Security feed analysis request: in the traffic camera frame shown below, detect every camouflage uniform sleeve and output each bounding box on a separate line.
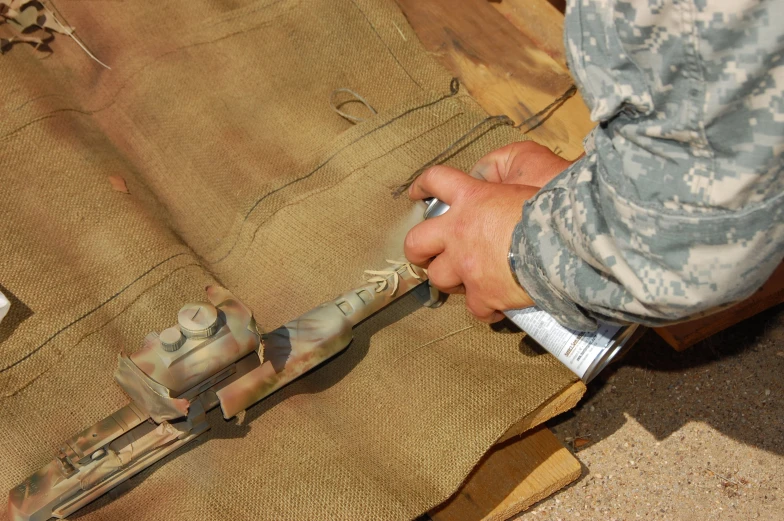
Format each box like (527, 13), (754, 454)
(509, 0), (784, 330)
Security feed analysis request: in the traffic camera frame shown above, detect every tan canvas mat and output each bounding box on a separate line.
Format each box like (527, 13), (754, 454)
(0, 1), (577, 518)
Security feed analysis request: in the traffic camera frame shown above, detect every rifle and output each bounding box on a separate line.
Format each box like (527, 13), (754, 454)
(8, 263), (433, 521)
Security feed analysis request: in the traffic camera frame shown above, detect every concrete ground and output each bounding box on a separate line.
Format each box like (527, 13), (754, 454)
(526, 304), (784, 520)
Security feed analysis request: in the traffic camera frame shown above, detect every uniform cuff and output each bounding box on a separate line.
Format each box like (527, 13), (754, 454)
(509, 205), (599, 332)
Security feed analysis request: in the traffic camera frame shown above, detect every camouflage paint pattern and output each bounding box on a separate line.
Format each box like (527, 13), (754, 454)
(113, 354), (191, 423)
(217, 262), (426, 418)
(126, 285), (261, 396)
(113, 285), (262, 423)
(9, 265), (427, 520)
(511, 0), (784, 331)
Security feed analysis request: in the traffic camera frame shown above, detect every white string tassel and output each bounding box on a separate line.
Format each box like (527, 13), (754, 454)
(364, 259), (424, 296)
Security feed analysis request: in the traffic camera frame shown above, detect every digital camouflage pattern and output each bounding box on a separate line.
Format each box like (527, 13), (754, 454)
(511, 0), (784, 330)
(8, 264), (428, 521)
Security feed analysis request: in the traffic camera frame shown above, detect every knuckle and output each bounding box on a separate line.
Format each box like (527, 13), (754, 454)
(452, 216), (469, 241)
(460, 251), (479, 274)
(457, 181), (482, 202)
(422, 165), (446, 184)
(428, 261), (455, 289)
(465, 301), (480, 318)
(464, 294), (485, 318)
(428, 272), (448, 290)
(403, 229), (419, 254)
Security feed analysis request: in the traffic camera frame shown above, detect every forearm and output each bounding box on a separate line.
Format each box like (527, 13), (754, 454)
(511, 150), (783, 330)
(507, 0), (784, 330)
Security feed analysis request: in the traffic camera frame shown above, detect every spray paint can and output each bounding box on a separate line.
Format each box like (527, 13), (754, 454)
(422, 198), (637, 382)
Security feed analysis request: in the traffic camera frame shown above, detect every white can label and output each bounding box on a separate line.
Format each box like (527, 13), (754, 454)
(506, 308), (621, 381)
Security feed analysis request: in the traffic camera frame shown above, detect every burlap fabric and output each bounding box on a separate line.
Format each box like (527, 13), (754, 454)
(0, 1), (576, 519)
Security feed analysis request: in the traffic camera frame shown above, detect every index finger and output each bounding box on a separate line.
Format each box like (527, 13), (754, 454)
(408, 165), (475, 204)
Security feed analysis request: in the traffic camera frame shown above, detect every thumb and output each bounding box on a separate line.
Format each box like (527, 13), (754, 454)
(469, 141), (574, 188)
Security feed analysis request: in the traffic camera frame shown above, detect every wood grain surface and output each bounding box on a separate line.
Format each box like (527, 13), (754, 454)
(396, 0), (593, 160)
(430, 426), (582, 521)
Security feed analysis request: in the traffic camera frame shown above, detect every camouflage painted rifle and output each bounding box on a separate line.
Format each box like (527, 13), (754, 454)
(8, 263), (434, 521)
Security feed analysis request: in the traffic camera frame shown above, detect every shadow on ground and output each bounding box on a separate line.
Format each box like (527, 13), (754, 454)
(548, 303), (784, 456)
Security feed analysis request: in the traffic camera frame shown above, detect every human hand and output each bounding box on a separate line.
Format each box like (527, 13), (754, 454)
(404, 166), (536, 322)
(404, 141), (575, 323)
(468, 140), (576, 188)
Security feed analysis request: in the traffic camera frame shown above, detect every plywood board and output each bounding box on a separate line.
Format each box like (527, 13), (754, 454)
(490, 0), (569, 70)
(396, 0), (593, 160)
(429, 426), (582, 521)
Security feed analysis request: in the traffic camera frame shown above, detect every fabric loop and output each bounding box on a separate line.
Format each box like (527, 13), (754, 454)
(329, 88), (378, 123)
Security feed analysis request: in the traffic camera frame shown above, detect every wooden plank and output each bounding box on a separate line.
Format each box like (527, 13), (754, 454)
(654, 262), (784, 350)
(490, 0), (569, 70)
(396, 0), (593, 160)
(434, 377), (584, 521)
(429, 426), (582, 521)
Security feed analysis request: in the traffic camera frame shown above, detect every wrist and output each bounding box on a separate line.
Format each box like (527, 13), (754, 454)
(506, 219), (535, 308)
(507, 247), (523, 289)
